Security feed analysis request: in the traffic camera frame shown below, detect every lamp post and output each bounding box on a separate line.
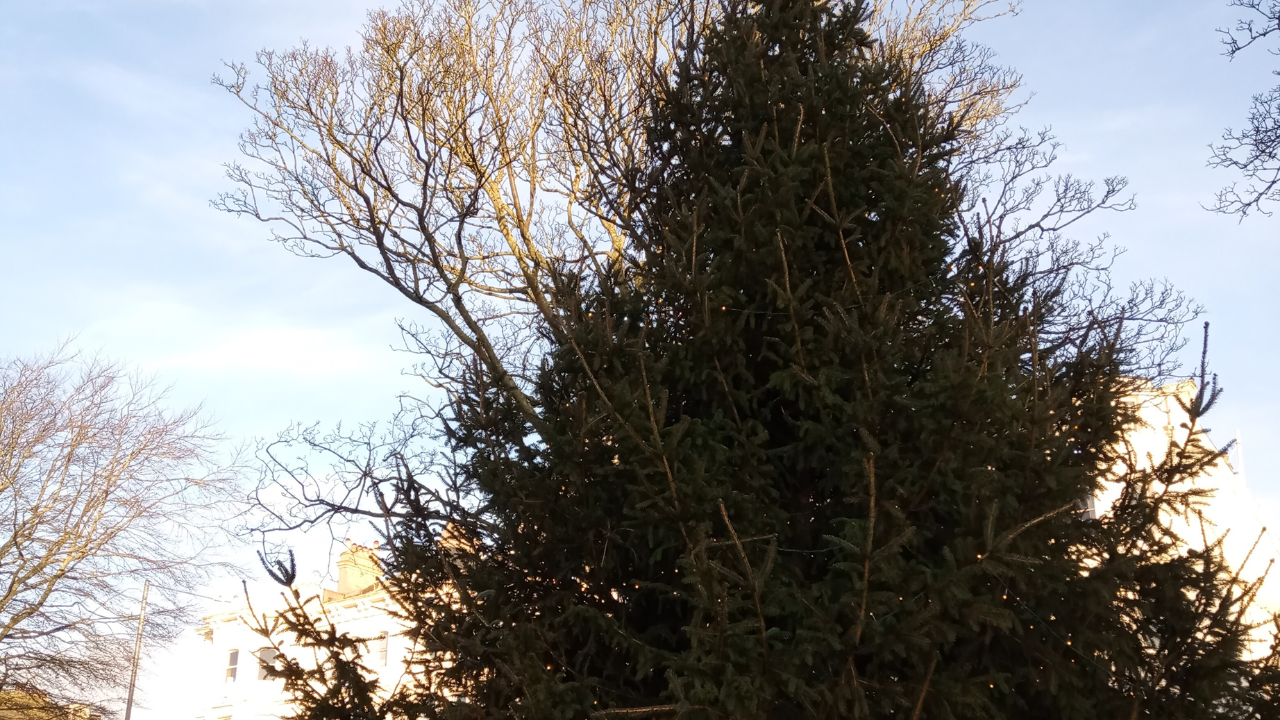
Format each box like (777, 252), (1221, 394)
(123, 580), (149, 720)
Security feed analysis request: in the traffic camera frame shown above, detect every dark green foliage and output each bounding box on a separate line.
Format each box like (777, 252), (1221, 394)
(258, 1), (1280, 718)
(245, 576), (389, 720)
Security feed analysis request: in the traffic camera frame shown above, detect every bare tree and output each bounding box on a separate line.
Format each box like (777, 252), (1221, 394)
(214, 0), (696, 433)
(214, 0), (1029, 434)
(1213, 0), (1280, 216)
(0, 348), (236, 713)
(870, 0), (1023, 152)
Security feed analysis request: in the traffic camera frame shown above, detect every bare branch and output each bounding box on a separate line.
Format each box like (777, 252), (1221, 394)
(0, 346), (238, 708)
(1212, 1), (1280, 216)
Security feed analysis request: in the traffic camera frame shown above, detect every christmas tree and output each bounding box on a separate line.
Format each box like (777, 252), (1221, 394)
(254, 1), (1280, 717)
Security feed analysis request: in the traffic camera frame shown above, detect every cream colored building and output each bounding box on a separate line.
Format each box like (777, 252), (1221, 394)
(192, 542), (412, 720)
(1098, 381), (1280, 655)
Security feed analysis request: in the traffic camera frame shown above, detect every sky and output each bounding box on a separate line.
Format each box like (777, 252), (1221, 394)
(965, 1), (1280, 480)
(1, 0), (1278, 717)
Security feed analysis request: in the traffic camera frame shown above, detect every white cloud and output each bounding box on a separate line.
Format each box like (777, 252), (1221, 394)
(150, 323), (393, 380)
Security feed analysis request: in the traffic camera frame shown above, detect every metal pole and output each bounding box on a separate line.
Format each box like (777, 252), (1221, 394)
(123, 580), (149, 720)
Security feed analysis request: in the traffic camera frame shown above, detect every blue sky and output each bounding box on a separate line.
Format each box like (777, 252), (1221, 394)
(2, 0), (1278, 716)
(0, 0), (403, 440)
(968, 0), (1280, 480)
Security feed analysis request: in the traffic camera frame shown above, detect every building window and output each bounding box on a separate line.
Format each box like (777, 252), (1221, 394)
(225, 649), (238, 683)
(375, 632), (389, 667)
(256, 648), (278, 680)
(1079, 495), (1097, 521)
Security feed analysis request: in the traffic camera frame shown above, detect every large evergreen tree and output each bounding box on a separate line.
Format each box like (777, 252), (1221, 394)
(249, 1), (1280, 718)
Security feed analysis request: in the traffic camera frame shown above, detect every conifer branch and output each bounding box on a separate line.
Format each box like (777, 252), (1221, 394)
(718, 498), (768, 655)
(824, 145), (863, 301)
(909, 652), (938, 720)
(774, 230), (810, 373)
(711, 357), (743, 427)
(592, 704), (681, 718)
(855, 456), (877, 645)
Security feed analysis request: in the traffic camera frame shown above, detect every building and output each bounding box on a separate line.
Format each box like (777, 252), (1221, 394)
(192, 542), (411, 720)
(1098, 380), (1280, 655)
